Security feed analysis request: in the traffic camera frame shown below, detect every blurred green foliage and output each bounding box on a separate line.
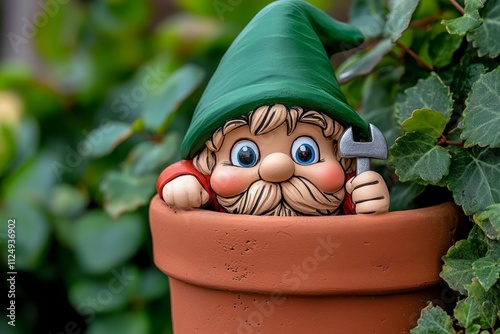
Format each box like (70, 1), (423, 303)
(1, 0), (499, 333)
(0, 1), (338, 333)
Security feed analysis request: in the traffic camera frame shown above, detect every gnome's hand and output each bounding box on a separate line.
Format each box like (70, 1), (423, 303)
(345, 171), (389, 214)
(162, 175), (209, 209)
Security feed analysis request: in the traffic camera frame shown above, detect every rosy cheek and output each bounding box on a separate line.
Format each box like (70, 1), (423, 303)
(210, 167), (254, 197)
(307, 163), (345, 193)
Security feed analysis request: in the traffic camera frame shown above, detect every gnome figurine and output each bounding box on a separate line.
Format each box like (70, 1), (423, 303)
(156, 0), (389, 216)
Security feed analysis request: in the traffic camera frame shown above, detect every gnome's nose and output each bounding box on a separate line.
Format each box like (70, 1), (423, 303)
(259, 153), (295, 183)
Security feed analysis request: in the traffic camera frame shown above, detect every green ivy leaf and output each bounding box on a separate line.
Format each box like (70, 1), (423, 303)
(360, 66), (404, 147)
(135, 268), (169, 302)
(474, 204), (500, 240)
(384, 0), (420, 42)
(428, 30), (463, 68)
(0, 124), (16, 175)
(466, 324), (482, 334)
(86, 311), (150, 334)
(447, 147), (500, 215)
(1, 202), (51, 271)
(2, 152), (58, 207)
(485, 236), (500, 268)
(454, 298), (481, 329)
(472, 256), (500, 291)
(69, 266), (140, 314)
(127, 133), (181, 177)
(460, 68), (500, 148)
(100, 169), (157, 219)
(478, 300), (498, 329)
(88, 122), (132, 158)
(337, 39), (393, 84)
(389, 132), (451, 184)
(410, 304), (455, 334)
(443, 0), (486, 36)
(395, 72), (453, 123)
(451, 61), (487, 104)
(441, 226), (488, 295)
(401, 108), (448, 138)
(389, 181), (426, 211)
(7, 117), (39, 175)
(48, 184), (89, 218)
(465, 279), (500, 327)
(341, 72), (366, 109)
(143, 64), (204, 131)
(349, 0), (386, 40)
(51, 216), (77, 248)
(468, 0), (500, 58)
(73, 211), (144, 274)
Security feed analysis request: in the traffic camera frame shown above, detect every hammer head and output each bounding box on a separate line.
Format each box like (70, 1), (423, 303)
(339, 123), (388, 160)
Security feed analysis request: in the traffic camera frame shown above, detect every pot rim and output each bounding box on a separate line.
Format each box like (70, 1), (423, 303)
(149, 196), (461, 296)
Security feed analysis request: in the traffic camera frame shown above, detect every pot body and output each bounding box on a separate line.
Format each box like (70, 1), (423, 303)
(149, 195), (462, 333)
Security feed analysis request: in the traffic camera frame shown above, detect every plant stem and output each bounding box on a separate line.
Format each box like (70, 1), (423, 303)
(438, 135), (447, 146)
(410, 12), (445, 28)
(395, 41), (434, 72)
(438, 134), (464, 147)
(446, 140), (464, 147)
(449, 0), (465, 14)
(145, 134), (163, 143)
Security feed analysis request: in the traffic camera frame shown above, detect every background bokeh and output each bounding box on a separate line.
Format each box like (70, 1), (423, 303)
(0, 1), (349, 333)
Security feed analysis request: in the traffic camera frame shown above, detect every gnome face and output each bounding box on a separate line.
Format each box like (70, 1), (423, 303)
(211, 122), (346, 216)
(193, 104), (354, 216)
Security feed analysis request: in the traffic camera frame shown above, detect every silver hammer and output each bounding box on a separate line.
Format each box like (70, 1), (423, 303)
(339, 123), (388, 175)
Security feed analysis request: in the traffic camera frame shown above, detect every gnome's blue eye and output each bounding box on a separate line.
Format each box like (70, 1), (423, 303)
(231, 140), (259, 168)
(291, 137), (319, 165)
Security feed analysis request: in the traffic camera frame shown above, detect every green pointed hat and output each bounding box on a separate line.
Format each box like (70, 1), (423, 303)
(182, 0), (368, 158)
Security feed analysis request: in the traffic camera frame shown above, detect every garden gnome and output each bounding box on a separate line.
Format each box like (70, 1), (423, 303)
(156, 0), (389, 216)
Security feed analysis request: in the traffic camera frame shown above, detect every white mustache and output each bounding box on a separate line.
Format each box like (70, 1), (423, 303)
(217, 176), (344, 216)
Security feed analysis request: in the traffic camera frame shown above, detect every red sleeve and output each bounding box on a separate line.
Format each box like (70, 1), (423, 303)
(156, 160), (219, 211)
(341, 172), (356, 215)
(156, 160), (207, 197)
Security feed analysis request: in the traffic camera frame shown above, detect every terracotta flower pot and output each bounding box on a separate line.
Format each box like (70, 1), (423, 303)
(149, 195), (463, 333)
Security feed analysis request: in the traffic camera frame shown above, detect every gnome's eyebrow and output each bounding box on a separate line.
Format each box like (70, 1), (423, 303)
(300, 113), (327, 129)
(222, 118), (248, 136)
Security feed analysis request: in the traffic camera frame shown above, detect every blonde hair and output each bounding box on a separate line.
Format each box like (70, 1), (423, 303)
(192, 104), (355, 175)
